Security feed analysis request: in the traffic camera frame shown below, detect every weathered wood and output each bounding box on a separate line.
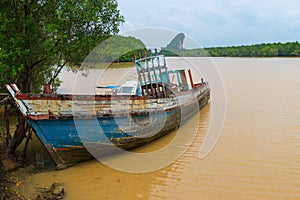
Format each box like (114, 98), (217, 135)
(5, 55), (211, 169)
(22, 127), (33, 158)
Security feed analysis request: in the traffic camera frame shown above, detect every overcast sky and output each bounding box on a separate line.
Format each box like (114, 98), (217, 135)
(118, 0), (300, 47)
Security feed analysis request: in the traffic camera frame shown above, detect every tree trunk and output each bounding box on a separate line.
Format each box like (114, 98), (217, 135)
(6, 114), (28, 154)
(22, 66), (33, 93)
(6, 66), (32, 155)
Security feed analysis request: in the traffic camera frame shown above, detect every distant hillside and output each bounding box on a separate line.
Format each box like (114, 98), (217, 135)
(84, 35), (147, 63)
(89, 34), (300, 63)
(160, 41), (300, 57)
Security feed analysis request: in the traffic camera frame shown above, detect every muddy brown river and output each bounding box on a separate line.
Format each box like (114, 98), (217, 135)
(15, 57), (300, 199)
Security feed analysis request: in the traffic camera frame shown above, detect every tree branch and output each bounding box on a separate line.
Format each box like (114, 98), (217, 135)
(48, 60), (67, 85)
(29, 39), (62, 70)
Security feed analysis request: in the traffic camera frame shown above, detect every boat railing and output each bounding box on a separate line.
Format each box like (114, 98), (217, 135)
(135, 55), (170, 97)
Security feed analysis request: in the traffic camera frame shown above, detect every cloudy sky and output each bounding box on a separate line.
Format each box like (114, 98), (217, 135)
(118, 0), (300, 47)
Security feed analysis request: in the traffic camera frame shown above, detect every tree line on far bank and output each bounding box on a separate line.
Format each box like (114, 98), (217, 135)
(161, 41), (300, 57)
(93, 40), (300, 62)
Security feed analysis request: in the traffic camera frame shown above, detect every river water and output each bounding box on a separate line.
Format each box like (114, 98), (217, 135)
(17, 57), (300, 199)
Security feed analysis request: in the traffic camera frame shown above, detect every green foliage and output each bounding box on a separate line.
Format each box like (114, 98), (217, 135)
(160, 49), (209, 57)
(0, 0), (124, 93)
(207, 42), (300, 57)
(83, 35), (146, 64)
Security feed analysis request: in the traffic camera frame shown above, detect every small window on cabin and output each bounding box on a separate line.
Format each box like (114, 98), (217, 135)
(119, 87), (134, 94)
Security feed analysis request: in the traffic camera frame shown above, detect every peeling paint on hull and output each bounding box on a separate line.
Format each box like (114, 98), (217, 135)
(6, 82), (210, 170)
(32, 89), (210, 169)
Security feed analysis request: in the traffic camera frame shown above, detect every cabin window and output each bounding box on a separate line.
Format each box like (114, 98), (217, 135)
(119, 87), (134, 94)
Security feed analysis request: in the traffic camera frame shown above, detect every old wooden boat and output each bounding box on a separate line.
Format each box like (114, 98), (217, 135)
(6, 55), (210, 169)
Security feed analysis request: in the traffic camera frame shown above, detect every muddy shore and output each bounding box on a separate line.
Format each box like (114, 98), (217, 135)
(0, 105), (63, 200)
(0, 153), (64, 200)
(0, 151), (25, 199)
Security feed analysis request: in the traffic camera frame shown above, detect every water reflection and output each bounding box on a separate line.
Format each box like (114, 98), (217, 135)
(149, 105), (211, 200)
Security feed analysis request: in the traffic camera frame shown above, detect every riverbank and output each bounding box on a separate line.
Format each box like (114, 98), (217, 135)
(0, 145), (64, 200)
(0, 104), (20, 199)
(0, 156), (64, 200)
(0, 149), (25, 199)
(0, 166), (16, 199)
(0, 104), (62, 200)
(0, 128), (32, 200)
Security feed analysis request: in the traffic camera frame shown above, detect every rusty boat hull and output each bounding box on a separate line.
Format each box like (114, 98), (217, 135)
(6, 84), (210, 169)
(6, 55), (210, 169)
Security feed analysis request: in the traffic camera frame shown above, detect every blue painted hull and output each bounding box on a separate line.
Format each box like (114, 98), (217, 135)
(5, 54), (212, 169)
(27, 89), (210, 169)
(29, 109), (180, 149)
